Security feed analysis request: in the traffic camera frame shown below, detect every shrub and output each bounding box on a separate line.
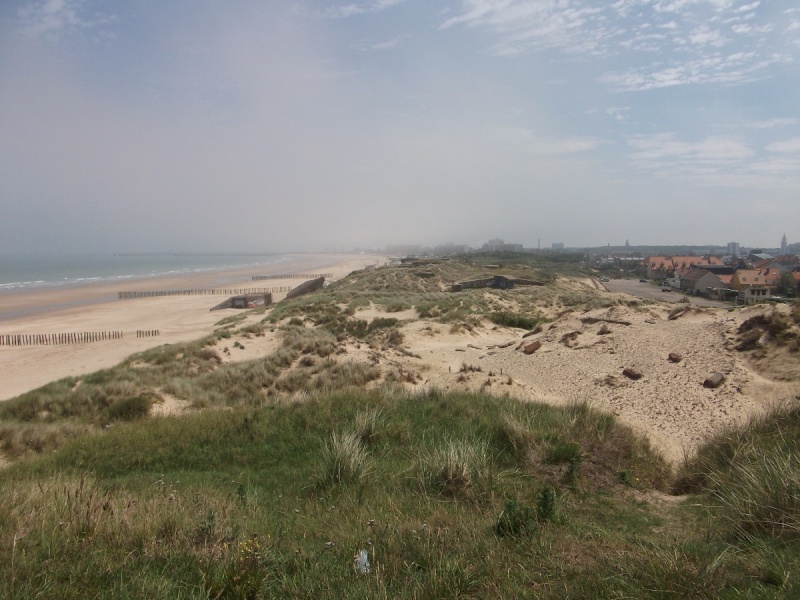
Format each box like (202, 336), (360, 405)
(368, 317), (399, 332)
(384, 300), (411, 312)
(490, 311), (539, 330)
(495, 498), (535, 537)
(107, 395), (154, 421)
(547, 441), (582, 464)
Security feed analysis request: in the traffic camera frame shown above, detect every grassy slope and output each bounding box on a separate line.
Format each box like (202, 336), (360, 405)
(1, 255), (799, 598)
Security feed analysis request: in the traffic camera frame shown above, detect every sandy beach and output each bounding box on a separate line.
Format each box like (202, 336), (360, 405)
(0, 253), (382, 401)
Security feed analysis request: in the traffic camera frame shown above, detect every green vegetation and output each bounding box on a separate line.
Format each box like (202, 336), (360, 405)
(489, 310), (541, 330)
(2, 390), (799, 598)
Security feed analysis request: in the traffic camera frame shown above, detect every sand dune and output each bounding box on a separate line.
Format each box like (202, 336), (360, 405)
(3, 261), (797, 464)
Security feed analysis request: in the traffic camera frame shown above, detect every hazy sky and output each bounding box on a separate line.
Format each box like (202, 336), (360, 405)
(1, 0), (798, 253)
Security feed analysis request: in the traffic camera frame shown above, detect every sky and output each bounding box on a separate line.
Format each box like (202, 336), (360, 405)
(1, 0), (798, 254)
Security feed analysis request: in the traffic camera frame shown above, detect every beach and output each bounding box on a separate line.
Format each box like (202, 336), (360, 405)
(0, 253), (382, 401)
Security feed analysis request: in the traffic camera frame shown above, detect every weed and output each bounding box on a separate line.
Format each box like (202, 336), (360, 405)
(536, 486), (558, 522)
(547, 441), (583, 464)
(495, 498), (536, 537)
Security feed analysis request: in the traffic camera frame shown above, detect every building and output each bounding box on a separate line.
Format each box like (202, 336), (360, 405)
(678, 268), (736, 297)
(482, 238), (524, 253)
(730, 268), (783, 304)
(727, 242), (740, 257)
(642, 256), (722, 280)
(432, 243), (471, 256)
(781, 234), (788, 254)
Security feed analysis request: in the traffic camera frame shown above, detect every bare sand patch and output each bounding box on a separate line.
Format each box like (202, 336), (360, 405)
(376, 303), (797, 463)
(151, 394), (191, 417)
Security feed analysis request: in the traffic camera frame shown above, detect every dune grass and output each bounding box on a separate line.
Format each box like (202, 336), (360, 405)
(1, 389), (674, 599)
(3, 389), (799, 598)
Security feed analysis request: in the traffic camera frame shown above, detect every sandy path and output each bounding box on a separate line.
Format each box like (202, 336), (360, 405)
(0, 254), (382, 401)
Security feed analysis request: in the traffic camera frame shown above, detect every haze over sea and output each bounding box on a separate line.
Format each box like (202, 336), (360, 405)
(0, 253), (288, 293)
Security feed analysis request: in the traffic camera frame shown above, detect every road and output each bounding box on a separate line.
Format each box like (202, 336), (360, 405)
(601, 279), (730, 308)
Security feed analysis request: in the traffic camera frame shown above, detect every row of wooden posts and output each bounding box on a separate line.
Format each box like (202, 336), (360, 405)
(0, 330), (165, 346)
(118, 288), (273, 299)
(251, 273), (331, 281)
(0, 331), (123, 346)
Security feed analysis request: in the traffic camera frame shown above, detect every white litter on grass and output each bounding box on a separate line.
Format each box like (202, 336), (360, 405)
(354, 549), (371, 575)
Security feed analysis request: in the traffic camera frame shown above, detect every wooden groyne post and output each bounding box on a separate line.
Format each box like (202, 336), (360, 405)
(251, 273), (332, 281)
(0, 331), (124, 346)
(118, 287), (274, 299)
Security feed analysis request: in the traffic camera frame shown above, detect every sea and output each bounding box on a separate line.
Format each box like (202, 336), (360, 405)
(0, 253), (289, 293)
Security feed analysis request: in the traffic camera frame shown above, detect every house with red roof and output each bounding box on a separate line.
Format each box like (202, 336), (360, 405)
(730, 268), (784, 304)
(642, 256), (722, 281)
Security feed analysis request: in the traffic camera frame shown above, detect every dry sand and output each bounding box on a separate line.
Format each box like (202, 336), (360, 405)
(382, 302), (797, 463)
(0, 253), (382, 401)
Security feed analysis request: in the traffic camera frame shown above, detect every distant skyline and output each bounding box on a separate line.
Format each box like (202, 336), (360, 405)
(1, 1), (799, 255)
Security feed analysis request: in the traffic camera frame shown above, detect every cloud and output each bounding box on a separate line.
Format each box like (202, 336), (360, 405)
(688, 25), (727, 47)
(600, 51), (787, 91)
(362, 35), (406, 50)
(744, 118), (799, 129)
(317, 0), (406, 19)
(16, 0), (113, 38)
(627, 133), (754, 167)
(492, 126), (608, 154)
(441, 1), (798, 90)
(766, 137), (800, 153)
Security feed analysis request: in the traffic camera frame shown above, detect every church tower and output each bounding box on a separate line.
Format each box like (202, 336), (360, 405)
(781, 233), (788, 254)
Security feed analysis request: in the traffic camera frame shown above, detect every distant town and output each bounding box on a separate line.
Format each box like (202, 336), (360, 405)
(376, 234), (800, 305)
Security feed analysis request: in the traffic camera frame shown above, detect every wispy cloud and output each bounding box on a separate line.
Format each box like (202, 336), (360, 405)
(363, 35), (406, 50)
(627, 133), (754, 172)
(600, 51), (788, 91)
(626, 131), (800, 188)
(744, 118), (799, 129)
(441, 1), (798, 90)
(766, 137), (800, 153)
(493, 126), (608, 155)
(317, 0), (406, 19)
(17, 0), (113, 38)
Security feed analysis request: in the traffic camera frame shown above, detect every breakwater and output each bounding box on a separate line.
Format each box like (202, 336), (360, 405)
(118, 288), (277, 299)
(1, 332), (123, 346)
(251, 273), (332, 281)
(136, 330), (160, 338)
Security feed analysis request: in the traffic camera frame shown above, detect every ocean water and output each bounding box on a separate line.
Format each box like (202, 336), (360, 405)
(0, 253), (288, 293)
